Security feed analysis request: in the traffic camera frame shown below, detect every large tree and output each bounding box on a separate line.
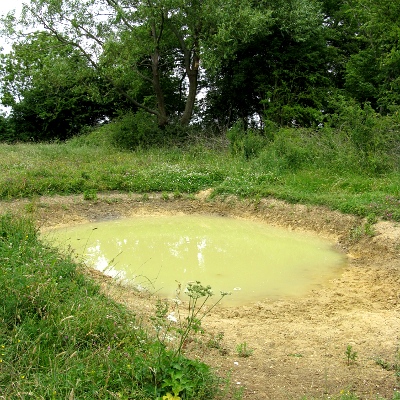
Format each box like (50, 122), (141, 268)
(204, 0), (331, 128)
(0, 32), (113, 140)
(3, 0), (269, 128)
(343, 0), (400, 112)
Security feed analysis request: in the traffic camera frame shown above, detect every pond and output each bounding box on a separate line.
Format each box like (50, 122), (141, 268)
(47, 214), (346, 306)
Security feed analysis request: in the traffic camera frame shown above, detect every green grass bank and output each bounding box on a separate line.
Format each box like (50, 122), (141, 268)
(0, 124), (399, 222)
(0, 213), (227, 399)
(1, 124), (400, 399)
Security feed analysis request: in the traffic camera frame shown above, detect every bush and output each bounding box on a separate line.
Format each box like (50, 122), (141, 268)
(67, 124), (115, 148)
(325, 98), (400, 166)
(227, 121), (267, 159)
(109, 110), (162, 150)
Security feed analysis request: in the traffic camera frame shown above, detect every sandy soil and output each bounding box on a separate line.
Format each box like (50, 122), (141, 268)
(1, 191), (400, 399)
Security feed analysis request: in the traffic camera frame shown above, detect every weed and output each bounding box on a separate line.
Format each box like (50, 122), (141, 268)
(151, 282), (230, 358)
(162, 192), (170, 201)
(349, 220), (376, 241)
(375, 346), (400, 387)
(206, 332), (228, 355)
(236, 342), (254, 358)
(83, 189), (97, 201)
(145, 281), (230, 399)
(173, 191), (183, 199)
(345, 345), (358, 366)
(24, 201), (37, 213)
(0, 138), (399, 222)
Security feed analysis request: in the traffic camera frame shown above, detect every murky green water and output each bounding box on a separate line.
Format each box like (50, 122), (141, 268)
(47, 215), (346, 306)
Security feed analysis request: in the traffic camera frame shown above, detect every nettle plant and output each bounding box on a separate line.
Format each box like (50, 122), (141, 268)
(150, 281), (230, 400)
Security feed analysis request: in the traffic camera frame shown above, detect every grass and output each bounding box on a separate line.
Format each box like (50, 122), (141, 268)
(0, 133), (399, 221)
(1, 125), (400, 399)
(0, 214), (225, 399)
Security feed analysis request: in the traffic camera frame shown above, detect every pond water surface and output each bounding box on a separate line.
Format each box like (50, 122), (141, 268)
(48, 214), (346, 306)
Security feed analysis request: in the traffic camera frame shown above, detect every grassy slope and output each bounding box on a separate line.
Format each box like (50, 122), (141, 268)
(0, 214), (221, 399)
(0, 133), (400, 400)
(0, 140), (399, 221)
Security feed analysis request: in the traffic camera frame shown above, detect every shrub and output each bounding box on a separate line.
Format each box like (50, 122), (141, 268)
(227, 121), (267, 159)
(109, 110), (162, 150)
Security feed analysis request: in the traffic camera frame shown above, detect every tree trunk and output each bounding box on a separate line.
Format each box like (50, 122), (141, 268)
(150, 18), (169, 128)
(151, 51), (169, 127)
(179, 51), (200, 126)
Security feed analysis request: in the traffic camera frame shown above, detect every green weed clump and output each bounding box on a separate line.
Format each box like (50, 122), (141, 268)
(0, 214), (222, 399)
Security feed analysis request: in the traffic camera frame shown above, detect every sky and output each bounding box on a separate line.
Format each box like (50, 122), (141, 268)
(0, 0), (24, 52)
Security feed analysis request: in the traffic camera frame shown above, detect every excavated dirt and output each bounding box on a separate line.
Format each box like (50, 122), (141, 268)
(1, 192), (400, 399)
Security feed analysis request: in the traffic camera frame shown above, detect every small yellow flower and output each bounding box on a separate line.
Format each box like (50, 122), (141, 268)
(0, 359), (3, 363)
(21, 375), (25, 379)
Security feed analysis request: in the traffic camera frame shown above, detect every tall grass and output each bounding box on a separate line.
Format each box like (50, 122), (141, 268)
(0, 119), (399, 222)
(0, 214), (221, 399)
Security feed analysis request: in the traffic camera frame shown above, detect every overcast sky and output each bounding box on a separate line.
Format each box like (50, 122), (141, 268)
(0, 0), (24, 52)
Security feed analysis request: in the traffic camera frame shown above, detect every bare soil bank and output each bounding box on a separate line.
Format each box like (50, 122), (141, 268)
(2, 192), (400, 400)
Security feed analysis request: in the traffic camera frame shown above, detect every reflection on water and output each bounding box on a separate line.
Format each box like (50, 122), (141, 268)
(46, 215), (346, 306)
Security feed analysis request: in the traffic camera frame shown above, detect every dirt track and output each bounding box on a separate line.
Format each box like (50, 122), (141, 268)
(2, 192), (400, 399)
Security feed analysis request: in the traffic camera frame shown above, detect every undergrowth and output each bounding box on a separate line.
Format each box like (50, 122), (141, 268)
(0, 125), (399, 222)
(0, 214), (225, 399)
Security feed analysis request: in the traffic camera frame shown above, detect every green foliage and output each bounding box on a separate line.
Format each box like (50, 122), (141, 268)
(236, 342), (253, 358)
(0, 33), (111, 142)
(67, 125), (115, 149)
(375, 345), (400, 390)
(345, 345), (358, 366)
(324, 97), (400, 173)
(0, 118), (400, 223)
(0, 214), (222, 399)
(227, 122), (267, 159)
(204, 0), (330, 128)
(206, 332), (227, 355)
(343, 0), (400, 112)
(109, 111), (162, 150)
(2, 0), (272, 131)
(83, 189), (98, 201)
(0, 114), (13, 142)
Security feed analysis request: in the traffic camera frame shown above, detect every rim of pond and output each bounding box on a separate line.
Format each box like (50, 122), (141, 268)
(46, 214), (347, 306)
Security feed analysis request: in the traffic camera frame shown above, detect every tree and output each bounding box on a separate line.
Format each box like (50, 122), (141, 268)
(3, 0), (270, 129)
(343, 0), (400, 112)
(204, 0), (331, 128)
(0, 32), (112, 140)
(0, 113), (13, 142)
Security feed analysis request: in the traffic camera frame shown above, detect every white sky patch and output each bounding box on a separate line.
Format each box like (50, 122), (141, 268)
(0, 0), (24, 52)
(168, 236), (190, 258)
(86, 242), (125, 279)
(197, 238), (207, 268)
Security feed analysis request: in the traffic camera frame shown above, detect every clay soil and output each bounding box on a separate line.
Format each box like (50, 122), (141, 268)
(2, 192), (400, 400)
